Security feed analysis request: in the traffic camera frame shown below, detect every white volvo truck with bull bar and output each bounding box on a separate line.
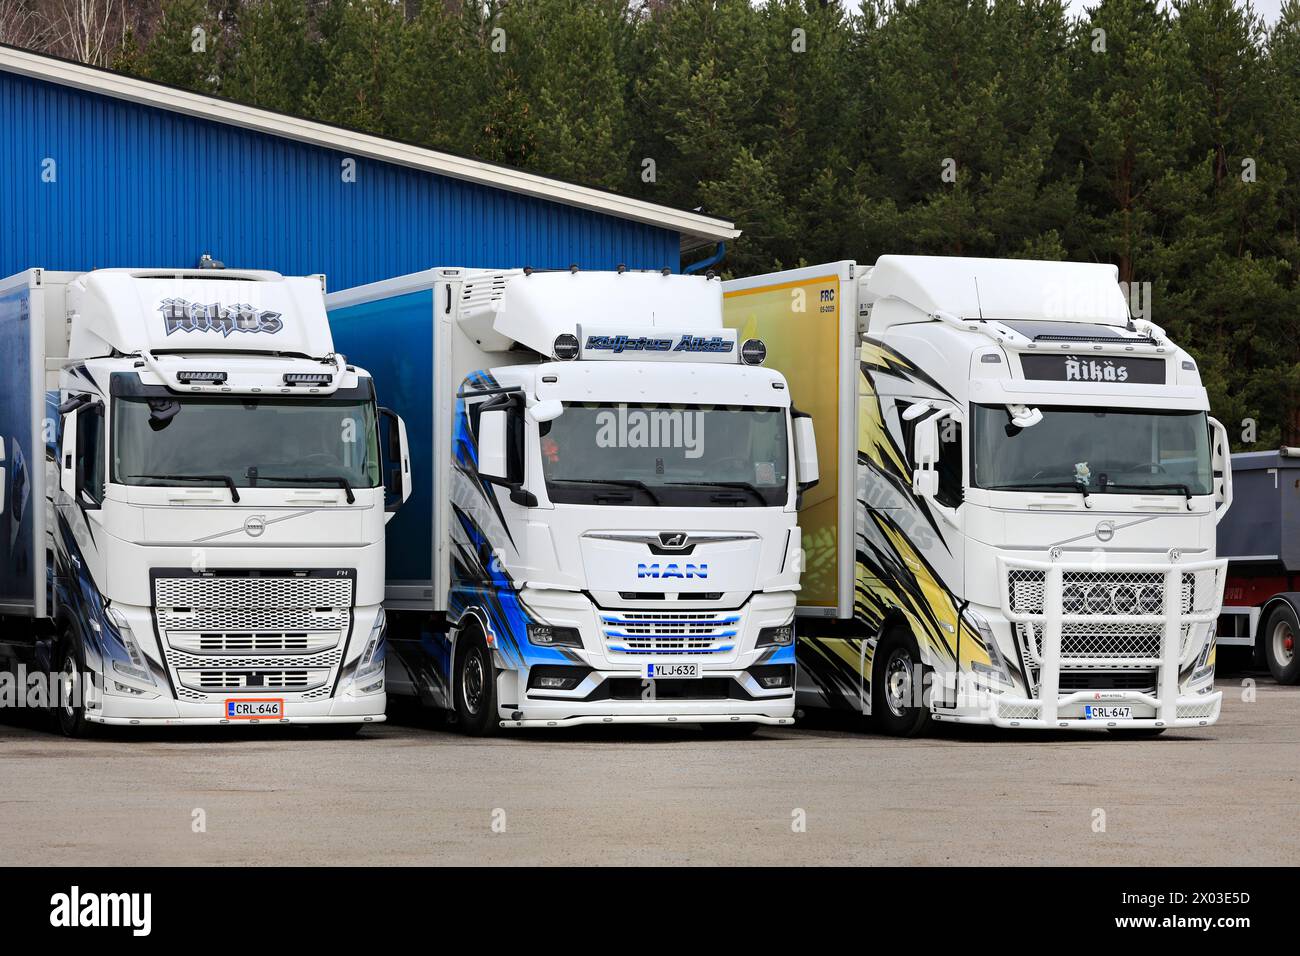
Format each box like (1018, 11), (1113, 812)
(326, 266), (818, 734)
(0, 265), (409, 734)
(723, 256), (1231, 734)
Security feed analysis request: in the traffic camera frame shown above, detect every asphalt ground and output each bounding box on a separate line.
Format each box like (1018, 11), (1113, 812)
(0, 670), (1294, 866)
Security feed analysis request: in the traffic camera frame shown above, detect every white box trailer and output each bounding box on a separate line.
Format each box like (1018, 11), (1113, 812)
(724, 257), (1232, 735)
(0, 266), (407, 734)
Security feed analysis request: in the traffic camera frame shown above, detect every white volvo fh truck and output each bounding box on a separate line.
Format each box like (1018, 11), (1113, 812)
(724, 256), (1231, 735)
(0, 265), (409, 734)
(326, 267), (818, 734)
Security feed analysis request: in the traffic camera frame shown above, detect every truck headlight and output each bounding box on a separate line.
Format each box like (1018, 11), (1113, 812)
(354, 608), (387, 684)
(527, 623), (583, 648)
(756, 623), (795, 647)
(967, 611), (1013, 690)
(105, 607), (156, 686)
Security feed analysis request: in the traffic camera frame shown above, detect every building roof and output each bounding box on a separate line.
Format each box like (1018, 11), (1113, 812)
(0, 43), (738, 250)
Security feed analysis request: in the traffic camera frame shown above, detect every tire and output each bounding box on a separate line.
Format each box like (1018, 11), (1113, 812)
(454, 626), (500, 736)
(699, 721), (761, 739)
(1261, 603), (1300, 684)
(53, 632), (94, 738)
(871, 628), (932, 737)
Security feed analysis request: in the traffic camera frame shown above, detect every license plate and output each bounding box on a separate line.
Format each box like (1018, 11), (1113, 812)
(645, 662), (700, 680)
(226, 698), (284, 720)
(1083, 705), (1132, 720)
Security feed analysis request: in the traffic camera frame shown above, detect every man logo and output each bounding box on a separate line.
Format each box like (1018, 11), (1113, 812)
(637, 562), (707, 579)
(658, 532), (689, 549)
(1095, 520), (1116, 543)
(244, 515), (267, 538)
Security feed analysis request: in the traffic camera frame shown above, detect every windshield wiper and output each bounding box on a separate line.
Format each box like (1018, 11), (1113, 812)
(254, 474), (356, 504)
(550, 478), (661, 506)
(985, 480), (1092, 505)
(665, 480), (770, 505)
(129, 473), (241, 503)
(1098, 481), (1194, 507)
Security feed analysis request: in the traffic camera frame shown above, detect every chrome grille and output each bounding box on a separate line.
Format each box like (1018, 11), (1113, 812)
(167, 647), (343, 669)
(166, 632), (339, 655)
(601, 611), (739, 655)
(179, 668), (330, 692)
(153, 573), (352, 697)
(1008, 570), (1192, 617)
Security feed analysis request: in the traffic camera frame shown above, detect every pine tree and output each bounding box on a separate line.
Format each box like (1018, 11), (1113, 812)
(132, 0), (223, 94)
(220, 0), (312, 115)
(301, 0), (406, 135)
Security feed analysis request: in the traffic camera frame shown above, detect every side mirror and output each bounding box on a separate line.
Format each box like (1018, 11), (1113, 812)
(792, 412), (819, 489)
(378, 407), (412, 514)
(478, 407), (510, 483)
(0, 436), (6, 516)
(912, 414), (939, 498)
(527, 399), (563, 425)
(1208, 416), (1233, 520)
(60, 408), (78, 500)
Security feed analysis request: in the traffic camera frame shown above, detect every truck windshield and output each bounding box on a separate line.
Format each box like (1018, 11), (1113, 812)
(972, 404), (1212, 495)
(541, 403), (789, 507)
(111, 396), (381, 490)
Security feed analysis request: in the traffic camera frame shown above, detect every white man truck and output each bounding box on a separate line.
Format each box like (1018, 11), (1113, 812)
(0, 265), (408, 735)
(724, 256), (1231, 735)
(326, 267), (818, 734)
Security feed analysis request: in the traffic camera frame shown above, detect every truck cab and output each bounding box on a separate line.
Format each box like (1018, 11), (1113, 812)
(328, 268), (818, 733)
(0, 266), (409, 733)
(725, 257), (1232, 734)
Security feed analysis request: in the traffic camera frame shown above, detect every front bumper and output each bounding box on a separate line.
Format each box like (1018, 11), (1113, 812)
(504, 588), (797, 727)
(504, 714), (792, 729)
(984, 689), (1221, 730)
(990, 553), (1226, 731)
(86, 687), (386, 726)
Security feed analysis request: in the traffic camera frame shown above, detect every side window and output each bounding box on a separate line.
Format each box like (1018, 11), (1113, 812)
(77, 403), (105, 504)
(506, 409), (526, 484)
(936, 418), (963, 508)
(895, 400), (918, 464)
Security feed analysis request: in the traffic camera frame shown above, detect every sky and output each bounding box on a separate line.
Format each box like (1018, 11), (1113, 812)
(1064, 0), (1288, 23)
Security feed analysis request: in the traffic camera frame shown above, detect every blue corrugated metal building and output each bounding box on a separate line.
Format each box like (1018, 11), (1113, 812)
(0, 44), (736, 289)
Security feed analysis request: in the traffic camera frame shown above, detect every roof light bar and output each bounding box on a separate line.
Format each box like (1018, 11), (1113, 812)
(283, 372), (334, 386)
(175, 370), (228, 384)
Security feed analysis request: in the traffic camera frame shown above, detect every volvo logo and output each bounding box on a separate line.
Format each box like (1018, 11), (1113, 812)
(658, 532), (689, 550)
(1095, 520), (1116, 543)
(244, 515), (267, 538)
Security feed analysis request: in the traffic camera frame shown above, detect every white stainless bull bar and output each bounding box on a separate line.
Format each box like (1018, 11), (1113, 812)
(994, 553), (1225, 729)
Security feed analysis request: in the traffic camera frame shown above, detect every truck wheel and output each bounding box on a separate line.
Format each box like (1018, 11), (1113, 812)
(871, 628), (932, 737)
(54, 633), (93, 738)
(454, 627), (500, 736)
(1262, 604), (1300, 684)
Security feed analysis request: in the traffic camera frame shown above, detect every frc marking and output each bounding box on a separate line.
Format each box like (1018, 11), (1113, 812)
(637, 562), (708, 579)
